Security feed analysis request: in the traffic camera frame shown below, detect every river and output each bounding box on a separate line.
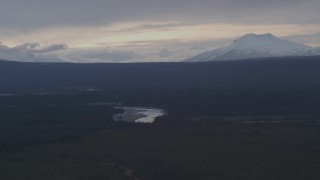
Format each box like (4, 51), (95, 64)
(113, 107), (166, 123)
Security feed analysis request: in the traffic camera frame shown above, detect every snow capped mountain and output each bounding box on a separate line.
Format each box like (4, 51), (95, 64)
(314, 47), (320, 54)
(185, 33), (320, 62)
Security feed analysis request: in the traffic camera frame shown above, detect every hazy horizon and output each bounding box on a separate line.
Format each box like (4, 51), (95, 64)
(1, 0), (320, 62)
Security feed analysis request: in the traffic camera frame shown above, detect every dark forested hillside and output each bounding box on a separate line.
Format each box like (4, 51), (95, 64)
(1, 56), (320, 92)
(2, 56), (320, 180)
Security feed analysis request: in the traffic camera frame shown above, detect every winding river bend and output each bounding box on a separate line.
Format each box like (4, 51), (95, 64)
(113, 107), (166, 123)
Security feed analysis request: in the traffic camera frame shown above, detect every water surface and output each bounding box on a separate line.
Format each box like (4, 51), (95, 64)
(113, 107), (166, 123)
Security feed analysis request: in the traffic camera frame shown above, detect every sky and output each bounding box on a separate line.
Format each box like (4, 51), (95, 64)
(0, 0), (320, 63)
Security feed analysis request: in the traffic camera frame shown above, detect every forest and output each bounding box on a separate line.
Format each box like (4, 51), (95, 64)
(1, 56), (320, 179)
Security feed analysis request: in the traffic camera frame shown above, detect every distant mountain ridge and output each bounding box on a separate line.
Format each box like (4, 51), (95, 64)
(185, 33), (320, 62)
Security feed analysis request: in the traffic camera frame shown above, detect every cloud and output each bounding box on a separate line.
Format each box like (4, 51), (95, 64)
(159, 49), (175, 58)
(104, 23), (193, 33)
(0, 43), (67, 62)
(0, 0), (319, 31)
(0, 41), (201, 63)
(97, 39), (182, 48)
(76, 49), (141, 63)
(53, 48), (142, 63)
(0, 44), (34, 61)
(283, 33), (320, 47)
(13, 43), (67, 53)
(29, 44), (67, 53)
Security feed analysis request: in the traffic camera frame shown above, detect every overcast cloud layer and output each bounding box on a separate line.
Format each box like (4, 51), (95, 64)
(0, 0), (320, 62)
(1, 0), (320, 28)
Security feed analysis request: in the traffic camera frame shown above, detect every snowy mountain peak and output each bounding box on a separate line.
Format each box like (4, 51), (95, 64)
(236, 33), (276, 40)
(233, 33), (280, 44)
(231, 33), (309, 50)
(186, 33), (319, 62)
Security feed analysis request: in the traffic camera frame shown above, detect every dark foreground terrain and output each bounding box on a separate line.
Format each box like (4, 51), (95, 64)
(2, 120), (320, 180)
(0, 91), (320, 180)
(1, 56), (320, 179)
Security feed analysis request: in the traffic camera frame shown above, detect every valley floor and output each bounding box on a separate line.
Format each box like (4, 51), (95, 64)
(1, 88), (320, 180)
(1, 121), (320, 180)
